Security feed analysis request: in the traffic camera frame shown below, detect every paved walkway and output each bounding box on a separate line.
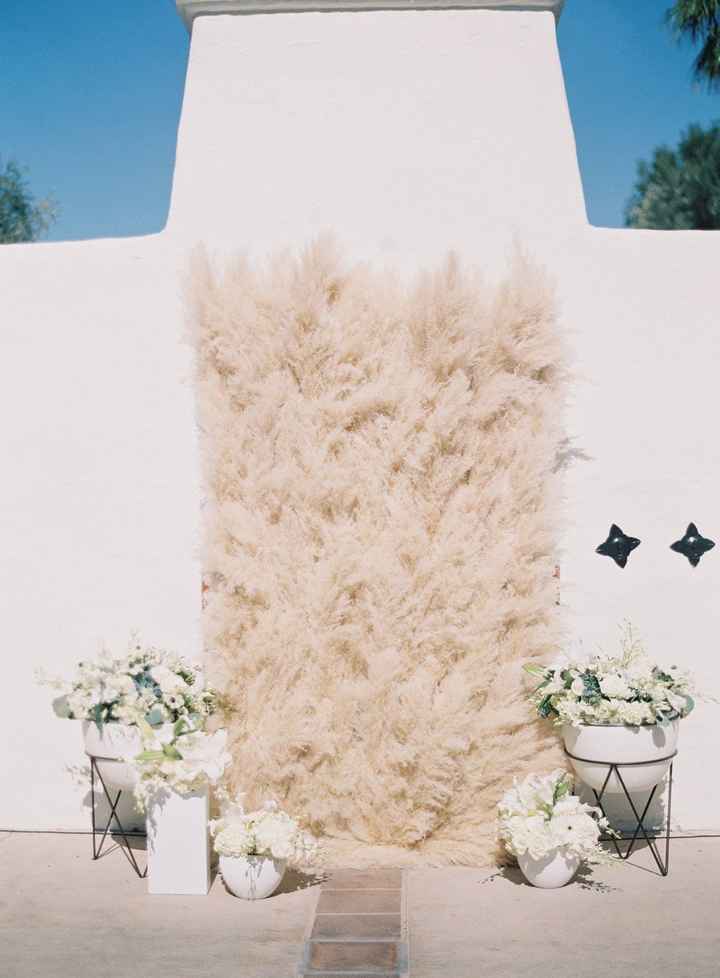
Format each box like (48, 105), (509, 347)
(2, 832), (720, 977)
(0, 832), (317, 978)
(408, 840), (720, 978)
(299, 868), (408, 977)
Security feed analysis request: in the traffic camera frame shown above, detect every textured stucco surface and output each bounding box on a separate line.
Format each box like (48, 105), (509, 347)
(167, 11), (586, 262)
(0, 236), (202, 829)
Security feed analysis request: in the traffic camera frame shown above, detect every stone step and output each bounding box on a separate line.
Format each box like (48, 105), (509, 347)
(311, 913), (402, 941)
(298, 971), (398, 978)
(302, 939), (403, 973)
(297, 869), (409, 978)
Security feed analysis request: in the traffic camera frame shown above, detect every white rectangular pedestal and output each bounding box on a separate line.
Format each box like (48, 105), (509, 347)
(146, 786), (210, 895)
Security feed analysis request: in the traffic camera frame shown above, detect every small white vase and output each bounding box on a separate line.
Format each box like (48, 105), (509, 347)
(562, 720), (679, 794)
(82, 720), (143, 790)
(517, 849), (580, 888)
(219, 854), (286, 899)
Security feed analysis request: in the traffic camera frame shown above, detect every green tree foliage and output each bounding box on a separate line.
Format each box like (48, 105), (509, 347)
(625, 122), (720, 229)
(667, 0), (720, 89)
(0, 159), (57, 243)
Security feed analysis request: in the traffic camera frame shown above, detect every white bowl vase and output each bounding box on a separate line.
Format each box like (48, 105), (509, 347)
(219, 854), (287, 900)
(517, 850), (580, 889)
(82, 720), (143, 790)
(562, 720), (679, 795)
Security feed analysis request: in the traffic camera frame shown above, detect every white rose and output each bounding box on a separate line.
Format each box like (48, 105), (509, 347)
(150, 666), (187, 695)
(600, 673), (632, 700)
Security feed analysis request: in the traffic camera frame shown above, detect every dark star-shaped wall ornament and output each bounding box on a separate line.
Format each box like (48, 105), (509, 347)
(670, 523), (715, 567)
(596, 524), (641, 568)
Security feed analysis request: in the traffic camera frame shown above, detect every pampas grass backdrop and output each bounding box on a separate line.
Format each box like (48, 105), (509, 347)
(191, 239), (567, 866)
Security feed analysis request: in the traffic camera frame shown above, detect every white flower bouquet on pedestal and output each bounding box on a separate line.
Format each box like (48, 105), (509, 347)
(130, 721), (233, 896)
(526, 624), (695, 729)
(42, 637), (218, 730)
(212, 798), (320, 900)
(498, 770), (614, 888)
(39, 637), (221, 790)
(39, 637), (231, 895)
(525, 624), (697, 793)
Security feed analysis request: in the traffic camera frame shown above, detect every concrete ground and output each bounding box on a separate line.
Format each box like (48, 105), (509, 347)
(2, 832), (720, 978)
(408, 839), (720, 978)
(0, 831), (320, 978)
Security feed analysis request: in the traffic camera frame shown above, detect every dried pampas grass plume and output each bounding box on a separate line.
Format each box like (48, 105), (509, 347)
(190, 237), (567, 866)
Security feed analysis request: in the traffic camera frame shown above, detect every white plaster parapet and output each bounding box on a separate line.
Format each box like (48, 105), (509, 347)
(176, 0), (565, 29)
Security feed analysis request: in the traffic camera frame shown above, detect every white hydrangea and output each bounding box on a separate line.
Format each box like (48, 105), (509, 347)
(212, 798), (321, 865)
(615, 700), (654, 725)
(498, 770), (613, 865)
(254, 811), (298, 860)
(213, 822), (256, 858)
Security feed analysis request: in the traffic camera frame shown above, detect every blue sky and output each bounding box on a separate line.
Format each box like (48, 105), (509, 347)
(2, 0), (718, 240)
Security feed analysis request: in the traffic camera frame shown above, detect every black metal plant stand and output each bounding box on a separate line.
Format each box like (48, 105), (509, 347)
(563, 749), (677, 877)
(90, 756), (147, 878)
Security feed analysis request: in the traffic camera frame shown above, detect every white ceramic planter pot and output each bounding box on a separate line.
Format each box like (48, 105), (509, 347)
(562, 720), (679, 794)
(219, 854), (286, 900)
(518, 849), (580, 889)
(146, 785), (210, 896)
(82, 721), (143, 790)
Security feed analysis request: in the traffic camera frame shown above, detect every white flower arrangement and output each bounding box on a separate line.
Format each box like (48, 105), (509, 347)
(128, 720), (232, 810)
(40, 637), (218, 731)
(211, 798), (321, 866)
(498, 770), (613, 865)
(526, 624), (695, 727)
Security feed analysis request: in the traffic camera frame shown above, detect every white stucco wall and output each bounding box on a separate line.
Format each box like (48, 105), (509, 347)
(561, 228), (720, 831)
(0, 237), (202, 829)
(167, 10), (586, 265)
(2, 5), (718, 835)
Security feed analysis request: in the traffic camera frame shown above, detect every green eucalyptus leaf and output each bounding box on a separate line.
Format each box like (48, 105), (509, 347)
(538, 695), (556, 719)
(582, 674), (601, 703)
